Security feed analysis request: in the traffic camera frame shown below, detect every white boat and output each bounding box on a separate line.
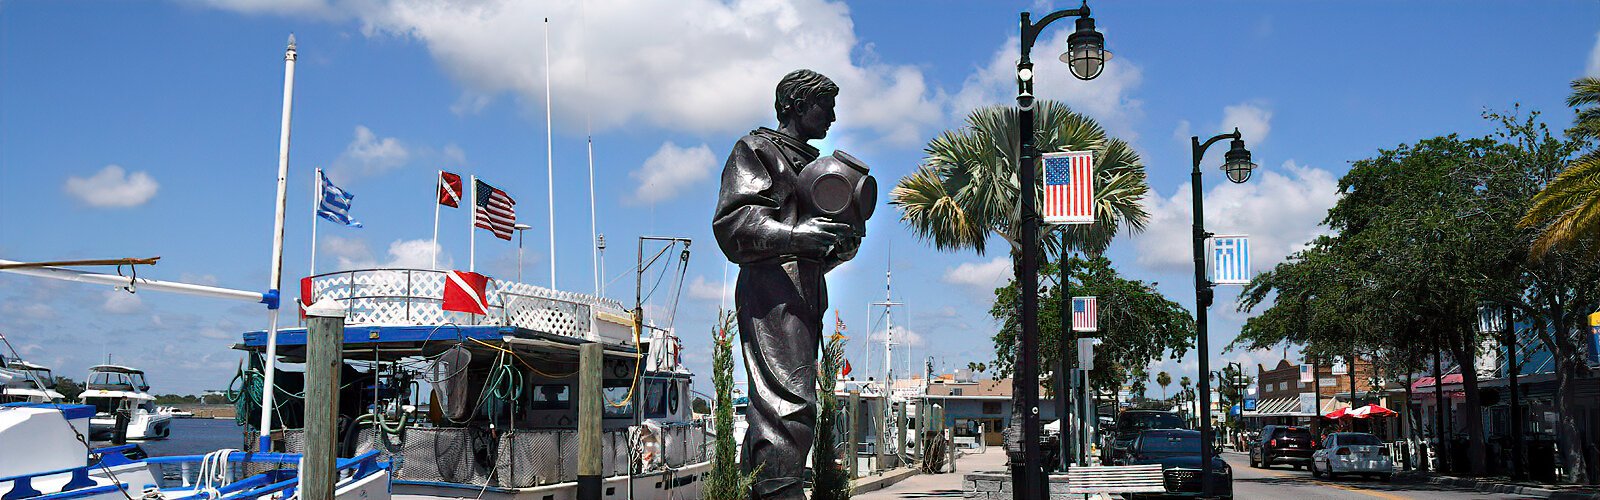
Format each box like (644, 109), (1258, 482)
(0, 358), (65, 404)
(157, 406), (196, 418)
(80, 365), (173, 441)
(0, 401), (391, 499)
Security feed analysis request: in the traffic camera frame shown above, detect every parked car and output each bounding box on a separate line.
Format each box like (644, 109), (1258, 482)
(1311, 432), (1394, 481)
(1248, 424), (1317, 469)
(1124, 429), (1233, 499)
(1102, 410), (1187, 465)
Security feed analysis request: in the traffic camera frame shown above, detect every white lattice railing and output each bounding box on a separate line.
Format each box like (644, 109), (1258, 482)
(303, 268), (633, 345)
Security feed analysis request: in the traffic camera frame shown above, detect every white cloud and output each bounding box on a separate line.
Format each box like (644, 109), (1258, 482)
(206, 1), (944, 146)
(1588, 31), (1600, 77)
(941, 258), (1012, 295)
(629, 142), (715, 205)
(331, 125), (410, 179)
(1133, 160), (1340, 276)
(687, 275), (727, 302)
(178, 273), (219, 286)
(869, 325), (925, 348)
(101, 290), (143, 314)
(951, 29), (1144, 138)
(1, 301), (56, 321)
(319, 236), (448, 270)
(1220, 102), (1272, 147)
(64, 165), (159, 208)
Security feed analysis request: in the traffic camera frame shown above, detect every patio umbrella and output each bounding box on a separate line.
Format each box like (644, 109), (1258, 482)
(1348, 404), (1397, 418)
(1323, 407), (1349, 419)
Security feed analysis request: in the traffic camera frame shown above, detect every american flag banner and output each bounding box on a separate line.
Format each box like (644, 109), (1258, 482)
(438, 171), (462, 208)
(316, 169), (362, 228)
(473, 178), (517, 241)
(1209, 235), (1252, 285)
(1042, 150), (1095, 225)
(1072, 296), (1098, 332)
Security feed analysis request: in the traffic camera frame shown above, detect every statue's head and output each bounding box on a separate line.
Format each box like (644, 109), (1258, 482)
(774, 69), (838, 142)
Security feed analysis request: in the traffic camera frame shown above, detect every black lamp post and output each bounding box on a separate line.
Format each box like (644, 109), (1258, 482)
(1015, 4), (1108, 498)
(1191, 128), (1255, 498)
(1478, 302), (1524, 480)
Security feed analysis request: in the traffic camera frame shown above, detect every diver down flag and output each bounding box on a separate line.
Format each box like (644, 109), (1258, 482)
(442, 270), (490, 315)
(1209, 235), (1252, 285)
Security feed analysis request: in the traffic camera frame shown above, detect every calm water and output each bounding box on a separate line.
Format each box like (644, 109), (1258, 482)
(96, 418), (253, 456)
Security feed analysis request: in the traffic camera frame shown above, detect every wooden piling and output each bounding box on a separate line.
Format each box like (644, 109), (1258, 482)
(303, 300), (346, 499)
(577, 343), (603, 500)
(848, 389), (860, 479)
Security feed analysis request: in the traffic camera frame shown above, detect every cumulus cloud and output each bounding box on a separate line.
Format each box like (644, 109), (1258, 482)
(64, 165), (159, 208)
(319, 236), (448, 270)
(331, 125), (411, 179)
(951, 29), (1144, 138)
(206, 1), (944, 146)
(869, 325), (926, 348)
(687, 275), (727, 302)
(1589, 31), (1600, 77)
(101, 290), (143, 314)
(1132, 160), (1340, 276)
(1220, 102), (1272, 146)
(941, 258), (1012, 296)
(629, 142), (715, 205)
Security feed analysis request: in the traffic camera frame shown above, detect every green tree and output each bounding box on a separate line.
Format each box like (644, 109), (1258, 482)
(1127, 366), (1148, 403)
(892, 100), (1152, 453)
(1156, 371), (1171, 400)
(1523, 77), (1600, 259)
(707, 312), (758, 500)
(52, 377), (83, 401)
(813, 327), (850, 500)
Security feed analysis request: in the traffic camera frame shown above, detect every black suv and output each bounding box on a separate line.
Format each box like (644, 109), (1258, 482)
(1101, 410), (1187, 465)
(1249, 425), (1317, 469)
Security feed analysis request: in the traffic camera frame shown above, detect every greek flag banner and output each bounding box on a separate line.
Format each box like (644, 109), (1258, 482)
(1209, 235), (1250, 285)
(317, 170), (362, 228)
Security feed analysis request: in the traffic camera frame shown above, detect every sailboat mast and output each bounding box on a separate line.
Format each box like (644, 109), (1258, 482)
(258, 33), (297, 452)
(544, 17), (557, 288)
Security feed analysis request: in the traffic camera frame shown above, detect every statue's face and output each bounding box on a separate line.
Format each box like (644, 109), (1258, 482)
(791, 94), (836, 142)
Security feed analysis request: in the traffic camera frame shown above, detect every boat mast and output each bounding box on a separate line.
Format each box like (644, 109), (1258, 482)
(258, 33), (297, 453)
(544, 17), (557, 288)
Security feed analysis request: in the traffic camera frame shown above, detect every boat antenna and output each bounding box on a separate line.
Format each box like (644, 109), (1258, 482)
(544, 17), (557, 288)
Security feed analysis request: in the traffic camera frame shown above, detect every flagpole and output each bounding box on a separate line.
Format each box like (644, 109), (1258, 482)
(469, 175), (477, 273)
(544, 17), (557, 289)
(432, 170), (442, 270)
(259, 33), (297, 453)
(310, 168), (320, 275)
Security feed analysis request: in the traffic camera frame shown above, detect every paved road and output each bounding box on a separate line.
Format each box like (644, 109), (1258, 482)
(1224, 452), (1534, 499)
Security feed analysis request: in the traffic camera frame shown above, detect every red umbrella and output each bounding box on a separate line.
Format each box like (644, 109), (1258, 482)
(1349, 404), (1397, 418)
(1323, 407), (1349, 419)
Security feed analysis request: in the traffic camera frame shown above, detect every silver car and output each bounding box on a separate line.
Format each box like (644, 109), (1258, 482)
(1310, 432), (1394, 481)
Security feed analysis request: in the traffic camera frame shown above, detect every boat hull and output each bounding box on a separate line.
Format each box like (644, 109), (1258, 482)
(391, 460), (710, 500)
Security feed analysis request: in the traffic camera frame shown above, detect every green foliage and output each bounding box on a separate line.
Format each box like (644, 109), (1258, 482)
(692, 397), (711, 415)
(1156, 371), (1171, 399)
(707, 312), (759, 500)
(155, 394), (201, 405)
(1523, 77), (1600, 258)
(989, 255), (1194, 397)
(812, 327), (851, 500)
(52, 377), (82, 401)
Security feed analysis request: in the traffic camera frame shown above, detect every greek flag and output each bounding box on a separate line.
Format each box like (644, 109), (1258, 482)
(1210, 235), (1250, 285)
(317, 169), (362, 228)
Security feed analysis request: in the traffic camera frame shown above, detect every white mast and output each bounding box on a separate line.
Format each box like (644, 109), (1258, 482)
(544, 17), (557, 288)
(258, 33), (297, 453)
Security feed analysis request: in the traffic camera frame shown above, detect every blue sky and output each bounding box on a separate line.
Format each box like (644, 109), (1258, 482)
(3, 1), (1598, 394)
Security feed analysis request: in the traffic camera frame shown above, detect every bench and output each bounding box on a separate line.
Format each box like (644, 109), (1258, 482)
(1065, 464), (1166, 496)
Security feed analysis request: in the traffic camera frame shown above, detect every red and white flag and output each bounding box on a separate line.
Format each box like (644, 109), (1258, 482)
(438, 171), (463, 208)
(1072, 296), (1098, 332)
(473, 179), (517, 241)
(442, 270), (490, 315)
(1043, 151), (1095, 224)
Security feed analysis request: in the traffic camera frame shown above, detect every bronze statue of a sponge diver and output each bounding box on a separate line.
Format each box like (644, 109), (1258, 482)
(712, 69), (875, 500)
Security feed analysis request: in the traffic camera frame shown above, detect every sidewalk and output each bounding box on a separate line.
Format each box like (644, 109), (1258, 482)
(851, 447), (1007, 499)
(1393, 470), (1600, 499)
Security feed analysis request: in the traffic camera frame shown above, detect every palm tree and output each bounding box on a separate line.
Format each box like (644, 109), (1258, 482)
(892, 100), (1152, 454)
(1522, 77), (1600, 258)
(892, 100), (1151, 259)
(1156, 371), (1171, 400)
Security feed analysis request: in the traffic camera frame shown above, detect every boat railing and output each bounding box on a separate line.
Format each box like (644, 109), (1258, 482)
(302, 268), (631, 343)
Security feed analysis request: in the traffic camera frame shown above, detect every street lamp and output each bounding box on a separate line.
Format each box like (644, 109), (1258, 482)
(1190, 127), (1254, 498)
(514, 223), (532, 283)
(1014, 3), (1107, 498)
(1477, 301), (1524, 480)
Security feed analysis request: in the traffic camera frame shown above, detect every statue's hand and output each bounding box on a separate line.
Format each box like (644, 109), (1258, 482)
(831, 233), (861, 262)
(791, 218), (852, 255)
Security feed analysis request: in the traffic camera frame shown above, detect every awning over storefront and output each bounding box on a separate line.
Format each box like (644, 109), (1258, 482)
(1243, 395), (1317, 417)
(1411, 373), (1466, 399)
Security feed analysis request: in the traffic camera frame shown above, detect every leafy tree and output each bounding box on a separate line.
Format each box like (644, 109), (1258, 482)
(988, 256), (1193, 401)
(707, 312), (758, 500)
(1156, 372), (1171, 400)
(691, 397), (711, 415)
(1523, 77), (1600, 258)
(1126, 366), (1148, 402)
(813, 327), (851, 500)
(52, 377), (83, 401)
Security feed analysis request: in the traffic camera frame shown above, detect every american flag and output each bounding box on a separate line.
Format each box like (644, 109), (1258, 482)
(438, 171), (462, 208)
(1043, 150), (1094, 225)
(473, 178), (516, 241)
(1071, 296), (1098, 332)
